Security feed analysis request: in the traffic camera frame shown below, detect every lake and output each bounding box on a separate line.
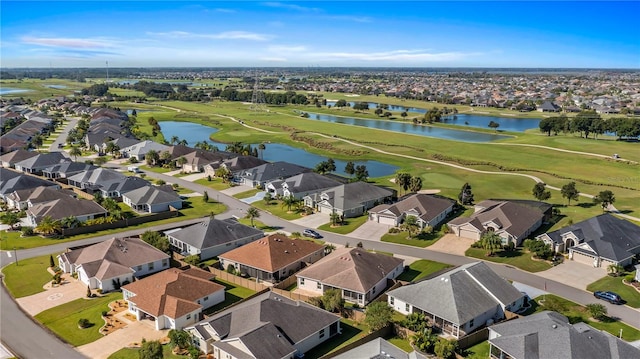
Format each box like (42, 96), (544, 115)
(45, 85), (67, 89)
(326, 100), (540, 132)
(0, 88), (30, 95)
(307, 113), (511, 142)
(160, 121), (399, 177)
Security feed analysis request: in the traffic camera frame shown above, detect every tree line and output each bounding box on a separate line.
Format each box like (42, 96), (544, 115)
(539, 111), (640, 139)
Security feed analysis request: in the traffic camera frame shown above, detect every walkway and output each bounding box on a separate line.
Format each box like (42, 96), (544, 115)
(16, 274), (86, 316)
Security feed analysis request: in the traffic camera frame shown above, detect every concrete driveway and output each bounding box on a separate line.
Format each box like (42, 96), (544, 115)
(291, 213), (329, 229)
(348, 220), (391, 240)
(428, 234), (475, 256)
(241, 191), (266, 204)
(77, 319), (168, 359)
(220, 185), (252, 196)
(16, 275), (87, 316)
(536, 260), (607, 290)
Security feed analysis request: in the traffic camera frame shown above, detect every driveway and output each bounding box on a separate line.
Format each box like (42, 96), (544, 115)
(291, 213), (329, 229)
(348, 220), (391, 240)
(220, 185), (253, 196)
(181, 172), (207, 182)
(77, 319), (168, 359)
(536, 260), (607, 290)
(241, 191), (266, 204)
(427, 234), (475, 256)
(16, 275), (87, 316)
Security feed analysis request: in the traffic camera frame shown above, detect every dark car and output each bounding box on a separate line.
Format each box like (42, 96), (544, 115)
(302, 229), (322, 239)
(594, 291), (623, 304)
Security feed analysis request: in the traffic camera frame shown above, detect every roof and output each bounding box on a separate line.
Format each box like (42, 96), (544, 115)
(42, 162), (97, 176)
(370, 194), (455, 223)
(319, 182), (394, 211)
(332, 338), (426, 359)
(218, 233), (324, 272)
(122, 267), (224, 319)
(15, 152), (70, 170)
(219, 155), (268, 173)
(296, 247), (404, 292)
(489, 311), (640, 359)
(123, 185), (182, 205)
(27, 195), (108, 222)
(276, 172), (342, 195)
(167, 218), (264, 250)
(543, 214), (640, 261)
(121, 140), (169, 157)
(216, 323), (296, 359)
(0, 168), (59, 195)
(239, 161), (311, 183)
(387, 262), (524, 325)
(67, 167), (127, 185)
(0, 149), (38, 165)
(8, 186), (74, 204)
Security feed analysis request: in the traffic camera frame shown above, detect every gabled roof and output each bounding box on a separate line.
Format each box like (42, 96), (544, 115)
(8, 186), (74, 205)
(0, 168), (58, 195)
(370, 194), (455, 223)
(388, 262), (524, 325)
(489, 311), (640, 359)
(544, 214), (640, 261)
(276, 172), (342, 195)
(15, 152), (70, 170)
(218, 234), (324, 272)
(215, 323), (296, 359)
(319, 182), (394, 211)
(0, 149), (38, 165)
(168, 218), (264, 250)
(27, 195), (107, 222)
(239, 161), (311, 183)
(122, 267), (224, 319)
(332, 338), (427, 359)
(100, 176), (150, 195)
(296, 247), (403, 292)
(121, 140), (169, 157)
(42, 162), (97, 176)
(67, 167), (126, 185)
(123, 185), (182, 205)
(219, 155), (267, 173)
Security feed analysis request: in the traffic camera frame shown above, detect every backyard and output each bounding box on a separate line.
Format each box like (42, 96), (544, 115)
(203, 279), (257, 315)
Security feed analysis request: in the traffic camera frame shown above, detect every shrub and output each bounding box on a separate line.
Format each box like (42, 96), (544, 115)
(207, 175), (212, 181)
(388, 227), (401, 234)
(624, 274), (636, 283)
(21, 226), (35, 236)
(96, 288), (103, 294)
(77, 318), (91, 328)
(434, 339), (458, 359)
(586, 303), (608, 320)
(102, 310), (109, 317)
(226, 264), (236, 275)
(183, 255), (200, 266)
(156, 179), (166, 186)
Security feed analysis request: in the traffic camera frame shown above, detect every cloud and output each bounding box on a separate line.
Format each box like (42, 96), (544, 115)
(213, 8), (236, 13)
(147, 31), (272, 41)
(310, 49), (482, 62)
(325, 15), (372, 23)
(268, 45), (307, 52)
(261, 2), (321, 12)
(261, 57), (288, 62)
(21, 36), (114, 49)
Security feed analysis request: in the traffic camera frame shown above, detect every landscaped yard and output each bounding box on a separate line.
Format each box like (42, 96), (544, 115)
(108, 344), (188, 359)
(526, 294), (640, 341)
(203, 279), (256, 315)
(462, 341), (490, 359)
(304, 319), (370, 359)
(397, 259), (453, 282)
(386, 336), (413, 352)
(381, 230), (444, 248)
(232, 188), (262, 199)
(317, 215), (368, 235)
(586, 272), (640, 308)
(465, 247), (552, 272)
(2, 253), (58, 298)
(251, 200), (305, 221)
(35, 292), (120, 347)
(193, 177), (232, 191)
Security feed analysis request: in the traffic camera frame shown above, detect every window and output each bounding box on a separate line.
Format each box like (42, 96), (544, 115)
(204, 296), (209, 301)
(300, 278), (305, 285)
(137, 265), (142, 271)
(317, 282), (322, 290)
(148, 262), (154, 270)
(390, 297), (394, 305)
(469, 319), (474, 328)
(372, 287), (376, 294)
(405, 303), (410, 312)
(319, 329), (325, 339)
(162, 259), (169, 267)
(186, 314), (191, 320)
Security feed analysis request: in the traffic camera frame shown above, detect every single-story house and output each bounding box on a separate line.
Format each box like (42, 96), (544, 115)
(304, 181), (395, 218)
(185, 291), (341, 358)
(167, 217), (264, 260)
(14, 152), (71, 175)
(369, 193), (456, 229)
(122, 185), (183, 213)
(203, 155), (267, 178)
(6, 186), (76, 210)
(235, 161), (311, 188)
(58, 237), (170, 291)
(387, 262), (526, 339)
(218, 233), (325, 283)
(488, 311), (640, 359)
(537, 213), (640, 268)
(537, 100), (561, 112)
(448, 200), (551, 246)
(41, 162), (97, 180)
(120, 140), (169, 161)
(332, 338), (428, 359)
(122, 267), (225, 330)
(67, 167), (127, 190)
(266, 172), (342, 200)
(0, 149), (38, 168)
(179, 150), (233, 173)
(296, 247), (404, 306)
(0, 168), (60, 201)
(25, 195), (108, 226)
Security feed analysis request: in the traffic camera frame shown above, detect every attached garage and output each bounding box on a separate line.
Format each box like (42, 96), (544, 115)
(375, 215), (397, 226)
(571, 250), (596, 266)
(319, 205), (334, 215)
(457, 227), (481, 241)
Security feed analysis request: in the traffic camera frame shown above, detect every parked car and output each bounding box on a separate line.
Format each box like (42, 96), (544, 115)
(303, 229), (322, 239)
(594, 291), (623, 304)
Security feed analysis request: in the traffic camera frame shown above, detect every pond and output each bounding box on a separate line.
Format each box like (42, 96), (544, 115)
(44, 85), (67, 89)
(307, 113), (511, 142)
(325, 100), (540, 132)
(0, 88), (30, 95)
(159, 121), (399, 177)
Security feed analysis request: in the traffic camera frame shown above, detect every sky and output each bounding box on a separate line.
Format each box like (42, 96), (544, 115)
(1, 1), (638, 68)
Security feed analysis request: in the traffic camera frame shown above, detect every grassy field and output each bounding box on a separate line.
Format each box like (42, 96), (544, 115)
(108, 345), (188, 359)
(381, 230), (445, 248)
(462, 341), (491, 359)
(2, 253), (58, 298)
(317, 215), (369, 235)
(35, 292), (120, 347)
(465, 248), (552, 272)
(397, 259), (453, 282)
(232, 188), (262, 199)
(203, 279), (256, 315)
(305, 319), (370, 359)
(193, 177), (233, 191)
(586, 272), (640, 308)
(251, 200), (306, 221)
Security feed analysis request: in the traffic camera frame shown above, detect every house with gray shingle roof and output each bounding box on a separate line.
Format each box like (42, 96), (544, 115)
(537, 214), (640, 268)
(41, 162), (97, 179)
(369, 193), (455, 229)
(304, 181), (395, 218)
(0, 168), (60, 201)
(488, 311), (640, 359)
(185, 291), (341, 358)
(25, 195), (108, 226)
(120, 140), (169, 161)
(0, 149), (38, 168)
(266, 172), (343, 199)
(122, 185), (182, 213)
(6, 186), (76, 210)
(296, 247), (404, 305)
(387, 262), (525, 338)
(14, 152), (71, 175)
(236, 161), (311, 188)
(166, 217), (264, 260)
(332, 338), (428, 359)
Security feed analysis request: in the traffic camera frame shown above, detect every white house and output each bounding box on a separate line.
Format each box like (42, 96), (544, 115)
(122, 185), (183, 213)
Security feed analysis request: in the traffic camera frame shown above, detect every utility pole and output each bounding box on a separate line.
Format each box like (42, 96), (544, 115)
(13, 247), (18, 266)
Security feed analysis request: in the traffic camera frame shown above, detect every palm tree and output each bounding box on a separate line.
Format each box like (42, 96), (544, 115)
(0, 212), (21, 230)
(409, 176), (423, 193)
(176, 156), (187, 169)
(281, 195), (298, 213)
(170, 136), (179, 145)
(395, 172), (411, 196)
(245, 207), (260, 227)
(258, 143), (266, 160)
(480, 232), (503, 256)
(330, 210), (341, 226)
(69, 146), (82, 161)
(403, 215), (419, 237)
(60, 215), (80, 229)
(177, 139), (188, 146)
(145, 150), (159, 166)
(35, 216), (61, 236)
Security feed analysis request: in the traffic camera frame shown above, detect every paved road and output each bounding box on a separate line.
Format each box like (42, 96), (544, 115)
(49, 116), (80, 152)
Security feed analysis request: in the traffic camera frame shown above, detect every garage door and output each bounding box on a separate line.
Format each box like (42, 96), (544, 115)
(319, 205), (334, 215)
(458, 228), (480, 240)
(600, 258), (616, 268)
(378, 215), (397, 226)
(572, 251), (596, 266)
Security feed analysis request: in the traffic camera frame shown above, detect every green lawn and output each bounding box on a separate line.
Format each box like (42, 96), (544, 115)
(381, 230), (445, 248)
(251, 200), (305, 221)
(317, 215), (368, 235)
(465, 247), (552, 272)
(108, 344), (188, 359)
(462, 341), (490, 359)
(193, 177), (232, 191)
(528, 294), (640, 341)
(203, 279), (256, 315)
(386, 336), (413, 353)
(2, 253), (58, 298)
(35, 292), (120, 347)
(232, 188), (262, 199)
(397, 259), (453, 282)
(304, 319), (370, 359)
(586, 272), (640, 308)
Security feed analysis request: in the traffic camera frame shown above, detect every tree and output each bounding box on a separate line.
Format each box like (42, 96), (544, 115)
(344, 161), (355, 177)
(586, 303), (608, 320)
(160, 151), (172, 167)
(0, 212), (21, 230)
(354, 165), (369, 182)
(245, 207), (260, 227)
(593, 190), (615, 212)
(281, 195), (298, 213)
(176, 156), (188, 169)
(395, 172), (411, 196)
(145, 150), (159, 166)
(258, 143), (266, 160)
(480, 232), (503, 256)
(434, 339), (458, 359)
(409, 176), (423, 193)
(321, 289), (344, 313)
(35, 215), (61, 236)
(168, 330), (190, 350)
(141, 231), (170, 253)
(532, 182), (551, 201)
(403, 215), (419, 237)
(69, 146), (82, 161)
(488, 120), (500, 132)
(364, 302), (393, 331)
(561, 182), (579, 205)
(170, 136), (179, 145)
(203, 191), (209, 203)
(263, 192), (272, 205)
(326, 158), (336, 172)
(401, 111), (408, 119)
(411, 329), (438, 353)
(330, 210), (341, 226)
(101, 197), (119, 212)
(50, 255), (55, 268)
(458, 183), (474, 205)
(139, 340), (163, 359)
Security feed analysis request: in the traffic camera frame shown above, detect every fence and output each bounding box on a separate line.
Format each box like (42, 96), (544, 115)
(204, 267), (270, 292)
(319, 325), (393, 359)
(272, 273), (298, 290)
(60, 210), (179, 236)
(457, 327), (489, 350)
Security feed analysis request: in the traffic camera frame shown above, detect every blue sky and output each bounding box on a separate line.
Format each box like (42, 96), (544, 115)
(1, 1), (638, 68)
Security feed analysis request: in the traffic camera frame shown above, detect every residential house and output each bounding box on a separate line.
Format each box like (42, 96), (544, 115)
(447, 200), (551, 246)
(179, 150), (231, 173)
(122, 267), (225, 330)
(67, 168), (150, 198)
(122, 185), (183, 213)
(203, 155), (267, 178)
(236, 161), (311, 188)
(266, 172), (342, 199)
(6, 186), (75, 210)
(0, 168), (60, 201)
(488, 311), (640, 359)
(14, 152), (71, 175)
(167, 217), (264, 260)
(120, 140), (169, 161)
(25, 195), (108, 226)
(218, 233), (325, 283)
(186, 291), (341, 358)
(41, 162), (97, 180)
(95, 136), (140, 155)
(0, 149), (38, 168)
(296, 247), (404, 306)
(58, 237), (170, 291)
(369, 193), (456, 229)
(537, 100), (561, 112)
(304, 181), (395, 218)
(537, 213), (640, 268)
(387, 262), (526, 338)
(332, 338), (428, 359)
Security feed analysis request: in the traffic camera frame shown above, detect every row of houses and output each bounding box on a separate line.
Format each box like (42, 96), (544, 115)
(0, 106), (56, 153)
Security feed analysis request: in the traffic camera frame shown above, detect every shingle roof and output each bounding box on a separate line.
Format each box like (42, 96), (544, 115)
(370, 194), (455, 223)
(218, 234), (324, 272)
(0, 149), (38, 165)
(123, 185), (182, 205)
(489, 311), (640, 359)
(27, 196), (108, 222)
(239, 161), (311, 183)
(320, 182), (394, 211)
(0, 168), (58, 195)
(167, 218), (264, 250)
(296, 247), (403, 292)
(7, 186), (74, 204)
(15, 152), (70, 170)
(332, 338), (421, 359)
(276, 172), (342, 195)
